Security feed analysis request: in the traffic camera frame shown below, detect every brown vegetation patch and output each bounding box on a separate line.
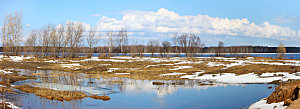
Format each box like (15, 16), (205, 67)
(0, 60), (51, 70)
(267, 80), (300, 108)
(90, 95), (111, 101)
(107, 80), (124, 84)
(206, 64), (300, 75)
(14, 85), (111, 102)
(14, 85), (87, 101)
(0, 73), (35, 87)
(0, 103), (13, 109)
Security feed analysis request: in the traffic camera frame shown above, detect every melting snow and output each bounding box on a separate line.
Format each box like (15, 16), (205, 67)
(0, 69), (13, 74)
(160, 72), (187, 76)
(61, 63), (81, 68)
(0, 100), (21, 109)
(249, 98), (286, 109)
(169, 66), (193, 70)
(180, 72), (300, 84)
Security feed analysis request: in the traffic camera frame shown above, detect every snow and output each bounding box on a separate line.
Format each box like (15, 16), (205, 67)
(169, 66), (193, 70)
(160, 72), (187, 76)
(146, 65), (160, 68)
(44, 60), (59, 63)
(206, 62), (226, 67)
(0, 69), (13, 74)
(0, 100), (21, 109)
(249, 98), (286, 109)
(61, 63), (81, 68)
(174, 61), (194, 65)
(246, 57), (254, 60)
(180, 72), (300, 84)
(6, 56), (34, 62)
(180, 70), (205, 79)
(107, 68), (119, 72)
(146, 64), (174, 68)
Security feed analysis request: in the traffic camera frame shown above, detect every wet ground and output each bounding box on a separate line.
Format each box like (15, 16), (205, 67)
(1, 69), (275, 109)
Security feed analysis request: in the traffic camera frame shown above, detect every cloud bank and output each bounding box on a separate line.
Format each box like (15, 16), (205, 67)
(96, 8), (300, 40)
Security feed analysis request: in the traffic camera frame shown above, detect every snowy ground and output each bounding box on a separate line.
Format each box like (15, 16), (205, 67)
(3, 55), (300, 84)
(180, 72), (300, 84)
(249, 98), (287, 109)
(3, 55), (300, 108)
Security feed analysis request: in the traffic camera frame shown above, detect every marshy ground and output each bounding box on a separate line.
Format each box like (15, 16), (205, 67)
(1, 55), (300, 108)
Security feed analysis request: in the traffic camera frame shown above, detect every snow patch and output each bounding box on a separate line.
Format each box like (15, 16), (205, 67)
(61, 63), (81, 68)
(160, 72), (187, 76)
(181, 72), (300, 84)
(0, 69), (13, 74)
(0, 100), (21, 109)
(169, 66), (193, 70)
(249, 98), (286, 109)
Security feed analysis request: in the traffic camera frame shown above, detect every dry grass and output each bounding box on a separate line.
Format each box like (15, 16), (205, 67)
(13, 85), (110, 101)
(3, 56), (300, 80)
(0, 103), (13, 109)
(14, 85), (87, 101)
(206, 64), (300, 75)
(0, 73), (35, 87)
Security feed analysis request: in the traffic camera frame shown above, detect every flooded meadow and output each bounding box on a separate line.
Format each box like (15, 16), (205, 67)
(1, 55), (300, 108)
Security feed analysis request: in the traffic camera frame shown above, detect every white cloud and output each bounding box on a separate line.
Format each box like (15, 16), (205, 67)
(26, 24), (30, 27)
(95, 8), (300, 40)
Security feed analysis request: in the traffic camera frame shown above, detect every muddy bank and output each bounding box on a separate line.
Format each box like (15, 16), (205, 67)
(266, 80), (300, 108)
(13, 85), (110, 101)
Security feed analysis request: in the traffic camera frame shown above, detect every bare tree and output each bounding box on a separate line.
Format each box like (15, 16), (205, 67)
(176, 33), (204, 57)
(40, 24), (53, 57)
(130, 40), (138, 56)
(50, 25), (58, 58)
(87, 27), (99, 58)
(56, 24), (65, 58)
(65, 22), (84, 58)
(25, 30), (37, 57)
(187, 34), (202, 56)
(172, 33), (179, 54)
(148, 39), (159, 57)
(162, 41), (171, 57)
(1, 12), (23, 56)
(177, 34), (188, 55)
(107, 30), (115, 57)
(216, 41), (224, 57)
(277, 43), (286, 59)
(1, 17), (8, 56)
(117, 28), (128, 54)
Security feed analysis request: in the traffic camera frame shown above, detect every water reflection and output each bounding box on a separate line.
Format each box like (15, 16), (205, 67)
(2, 69), (275, 109)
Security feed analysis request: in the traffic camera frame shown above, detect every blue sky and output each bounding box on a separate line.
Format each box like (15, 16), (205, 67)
(1, 0), (300, 46)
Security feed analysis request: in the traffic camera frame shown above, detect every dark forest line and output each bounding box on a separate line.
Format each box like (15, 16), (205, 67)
(0, 45), (298, 54)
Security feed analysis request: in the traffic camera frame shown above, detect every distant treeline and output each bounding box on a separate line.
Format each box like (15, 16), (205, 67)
(0, 46), (298, 54)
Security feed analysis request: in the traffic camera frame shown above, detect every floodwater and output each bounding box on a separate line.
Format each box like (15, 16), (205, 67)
(3, 52), (300, 59)
(2, 69), (275, 109)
